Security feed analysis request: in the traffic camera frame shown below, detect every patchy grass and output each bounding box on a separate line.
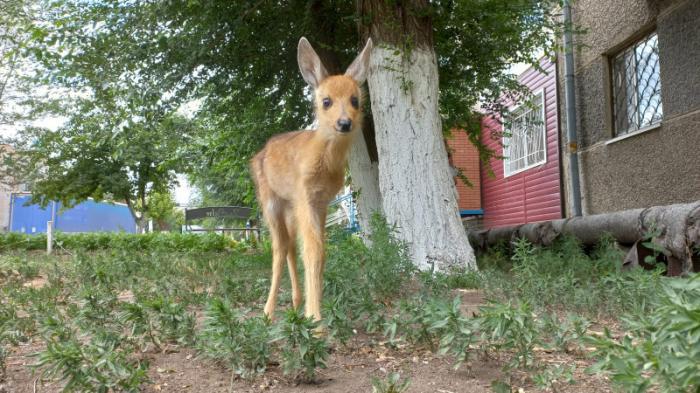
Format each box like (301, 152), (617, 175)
(0, 223), (698, 392)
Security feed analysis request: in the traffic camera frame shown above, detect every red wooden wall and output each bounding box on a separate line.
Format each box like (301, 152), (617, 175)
(480, 59), (562, 228)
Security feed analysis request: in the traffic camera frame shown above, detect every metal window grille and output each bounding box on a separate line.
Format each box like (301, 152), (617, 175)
(503, 91), (546, 177)
(612, 32), (663, 135)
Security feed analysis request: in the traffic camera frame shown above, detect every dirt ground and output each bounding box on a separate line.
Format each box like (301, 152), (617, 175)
(1, 290), (613, 393)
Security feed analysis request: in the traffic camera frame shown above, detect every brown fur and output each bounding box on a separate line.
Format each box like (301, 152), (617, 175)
(251, 38), (372, 321)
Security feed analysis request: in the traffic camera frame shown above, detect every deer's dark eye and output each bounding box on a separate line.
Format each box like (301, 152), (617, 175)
(322, 97), (332, 109)
(350, 96), (359, 109)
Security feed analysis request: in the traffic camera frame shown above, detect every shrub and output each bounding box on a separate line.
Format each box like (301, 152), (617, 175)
(118, 295), (195, 351)
(588, 274), (700, 392)
(371, 372), (410, 393)
(0, 231), (237, 253)
(34, 313), (148, 392)
(271, 308), (329, 381)
(477, 300), (540, 370)
(197, 299), (271, 379)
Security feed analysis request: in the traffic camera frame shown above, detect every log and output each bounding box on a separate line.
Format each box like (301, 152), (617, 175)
(468, 201), (700, 275)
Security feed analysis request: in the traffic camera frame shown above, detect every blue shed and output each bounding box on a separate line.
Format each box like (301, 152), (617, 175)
(9, 193), (137, 234)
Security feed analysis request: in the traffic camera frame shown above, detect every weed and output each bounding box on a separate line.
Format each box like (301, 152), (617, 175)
(478, 300), (540, 370)
(532, 364), (576, 391)
(323, 294), (355, 345)
(430, 297), (477, 370)
(383, 297), (443, 350)
(0, 231), (235, 253)
(541, 313), (590, 354)
(34, 314), (148, 392)
(198, 299), (271, 379)
(419, 267), (481, 296)
(271, 308), (329, 381)
(371, 372), (410, 393)
(588, 274), (700, 392)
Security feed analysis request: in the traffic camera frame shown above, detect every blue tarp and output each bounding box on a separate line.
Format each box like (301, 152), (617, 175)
(10, 194), (137, 233)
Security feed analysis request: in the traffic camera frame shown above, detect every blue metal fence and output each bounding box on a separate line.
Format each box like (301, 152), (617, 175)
(9, 194), (137, 234)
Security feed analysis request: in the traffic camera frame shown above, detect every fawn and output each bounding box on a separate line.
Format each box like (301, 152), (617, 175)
(250, 37), (372, 321)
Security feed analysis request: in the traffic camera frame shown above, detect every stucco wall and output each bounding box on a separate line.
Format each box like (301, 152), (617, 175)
(560, 0), (700, 215)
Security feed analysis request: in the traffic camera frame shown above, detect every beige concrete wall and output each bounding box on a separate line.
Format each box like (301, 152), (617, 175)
(560, 0), (700, 215)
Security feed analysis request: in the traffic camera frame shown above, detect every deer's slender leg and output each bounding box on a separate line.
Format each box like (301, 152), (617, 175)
(296, 200), (327, 321)
(284, 209), (302, 309)
(263, 201), (289, 319)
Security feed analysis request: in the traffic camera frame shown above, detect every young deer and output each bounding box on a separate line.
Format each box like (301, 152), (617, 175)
(251, 37), (372, 321)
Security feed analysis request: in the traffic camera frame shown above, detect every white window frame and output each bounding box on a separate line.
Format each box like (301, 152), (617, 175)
(502, 89), (547, 178)
(611, 31), (663, 136)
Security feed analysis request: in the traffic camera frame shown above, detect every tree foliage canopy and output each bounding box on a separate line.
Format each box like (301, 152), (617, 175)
(15, 0), (560, 207)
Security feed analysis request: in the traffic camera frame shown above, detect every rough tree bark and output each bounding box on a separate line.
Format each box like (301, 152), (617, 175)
(348, 120), (382, 233)
(358, 0), (476, 271)
(468, 201), (700, 275)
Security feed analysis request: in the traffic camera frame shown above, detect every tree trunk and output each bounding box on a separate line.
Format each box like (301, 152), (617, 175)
(125, 197), (147, 233)
(468, 201), (700, 275)
(348, 120), (382, 234)
(366, 44), (476, 271)
(354, 0), (476, 271)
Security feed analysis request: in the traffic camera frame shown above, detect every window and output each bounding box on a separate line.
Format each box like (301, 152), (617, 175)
(503, 90), (546, 177)
(612, 32), (663, 136)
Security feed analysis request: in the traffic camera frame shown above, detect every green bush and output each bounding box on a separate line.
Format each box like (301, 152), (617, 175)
(371, 372), (410, 393)
(0, 231), (237, 252)
(477, 300), (540, 370)
(34, 312), (148, 392)
(588, 274), (700, 392)
(271, 308), (329, 381)
(197, 299), (271, 379)
(118, 295), (195, 351)
(478, 235), (663, 317)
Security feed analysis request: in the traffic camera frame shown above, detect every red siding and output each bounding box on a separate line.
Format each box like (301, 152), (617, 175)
(447, 131), (481, 211)
(480, 59), (562, 228)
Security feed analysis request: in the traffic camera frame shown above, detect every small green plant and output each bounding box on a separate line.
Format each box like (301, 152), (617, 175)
(271, 308), (329, 381)
(365, 214), (416, 300)
(383, 297), (443, 350)
(478, 300), (540, 370)
(491, 380), (513, 393)
(430, 297), (477, 370)
(588, 274), (700, 392)
(34, 315), (148, 392)
(0, 231), (236, 253)
(143, 296), (195, 345)
(371, 372), (410, 393)
(541, 313), (590, 354)
(420, 267), (481, 296)
(116, 293), (195, 352)
(641, 223), (669, 266)
(532, 364), (576, 391)
(197, 299), (271, 379)
(323, 294), (355, 345)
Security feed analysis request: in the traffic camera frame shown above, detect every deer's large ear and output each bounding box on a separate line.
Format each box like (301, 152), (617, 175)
(297, 37), (328, 88)
(345, 38), (373, 84)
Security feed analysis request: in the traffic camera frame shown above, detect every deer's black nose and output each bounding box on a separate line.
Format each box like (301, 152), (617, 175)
(337, 118), (352, 132)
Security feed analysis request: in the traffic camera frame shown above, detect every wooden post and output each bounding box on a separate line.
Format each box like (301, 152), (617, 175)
(47, 220), (53, 255)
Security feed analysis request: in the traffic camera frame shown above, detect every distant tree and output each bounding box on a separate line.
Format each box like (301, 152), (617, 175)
(11, 108), (196, 232)
(0, 0), (36, 129)
(147, 191), (183, 232)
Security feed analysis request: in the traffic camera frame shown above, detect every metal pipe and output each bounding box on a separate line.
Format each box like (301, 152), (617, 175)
(563, 0), (583, 216)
